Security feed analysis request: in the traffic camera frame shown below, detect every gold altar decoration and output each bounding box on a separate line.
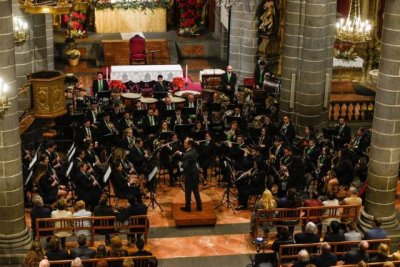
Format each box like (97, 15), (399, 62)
(30, 71), (67, 118)
(20, 0), (87, 14)
(95, 8), (166, 33)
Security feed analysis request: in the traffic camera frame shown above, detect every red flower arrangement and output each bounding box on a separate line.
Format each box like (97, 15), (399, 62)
(109, 80), (127, 92)
(176, 0), (205, 34)
(63, 12), (87, 38)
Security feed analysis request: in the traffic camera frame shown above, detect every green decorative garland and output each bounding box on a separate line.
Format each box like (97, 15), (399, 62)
(93, 0), (170, 11)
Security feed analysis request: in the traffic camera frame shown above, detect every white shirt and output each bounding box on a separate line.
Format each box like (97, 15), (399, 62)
(73, 209), (92, 237)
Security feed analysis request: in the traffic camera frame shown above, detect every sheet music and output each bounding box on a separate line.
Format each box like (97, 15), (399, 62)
(66, 162), (74, 177)
(67, 142), (75, 157)
(68, 147), (76, 162)
(25, 170), (33, 186)
(148, 166), (158, 182)
(178, 161), (183, 172)
(28, 154), (37, 170)
(103, 166), (112, 183)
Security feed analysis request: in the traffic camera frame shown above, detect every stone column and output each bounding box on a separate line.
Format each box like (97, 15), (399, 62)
(33, 14), (48, 71)
(359, 0), (400, 231)
(295, 0), (335, 131)
(280, 0), (335, 132)
(229, 0), (261, 82)
(45, 14), (54, 70)
(0, 0), (32, 264)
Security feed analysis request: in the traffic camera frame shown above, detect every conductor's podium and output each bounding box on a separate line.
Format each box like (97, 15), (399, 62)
(171, 191), (217, 227)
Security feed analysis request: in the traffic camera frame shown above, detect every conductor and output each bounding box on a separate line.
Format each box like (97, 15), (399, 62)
(178, 138), (202, 212)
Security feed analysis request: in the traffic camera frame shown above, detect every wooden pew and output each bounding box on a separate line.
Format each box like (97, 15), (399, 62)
(36, 215), (149, 245)
(253, 204), (361, 239)
(49, 256), (155, 267)
(278, 239), (391, 267)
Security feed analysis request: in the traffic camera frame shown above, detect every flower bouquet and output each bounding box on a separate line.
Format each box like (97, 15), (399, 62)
(109, 80), (127, 93)
(176, 0), (205, 35)
(64, 12), (87, 39)
(65, 49), (81, 66)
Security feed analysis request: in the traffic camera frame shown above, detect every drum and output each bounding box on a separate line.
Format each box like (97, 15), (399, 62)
(171, 96), (186, 109)
(140, 97), (158, 110)
(174, 90), (201, 97)
(122, 93), (141, 109)
(202, 88), (217, 102)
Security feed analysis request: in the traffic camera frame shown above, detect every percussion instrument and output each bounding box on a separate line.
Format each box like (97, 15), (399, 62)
(122, 93), (141, 100)
(174, 90), (201, 97)
(140, 97), (158, 110)
(170, 96), (186, 103)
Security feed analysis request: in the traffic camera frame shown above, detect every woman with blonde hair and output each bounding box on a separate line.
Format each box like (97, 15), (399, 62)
(73, 200), (92, 237)
(107, 235), (128, 267)
(369, 243), (390, 263)
(250, 189), (277, 235)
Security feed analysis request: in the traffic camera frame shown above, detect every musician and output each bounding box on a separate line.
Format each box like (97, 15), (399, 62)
(154, 75), (170, 93)
(254, 60), (269, 90)
(190, 121), (205, 141)
(172, 109), (189, 129)
(304, 138), (320, 168)
(263, 114), (277, 137)
(72, 148), (86, 177)
(298, 125), (317, 151)
(268, 135), (284, 170)
(349, 127), (370, 157)
(235, 158), (266, 210)
(74, 161), (102, 211)
(127, 138), (148, 175)
(282, 146), (305, 191)
(109, 103), (124, 123)
(111, 160), (141, 200)
(159, 133), (181, 186)
(225, 135), (250, 171)
(279, 115), (296, 145)
(160, 96), (175, 112)
(177, 138), (202, 212)
(198, 109), (212, 131)
(142, 109), (159, 136)
(221, 65), (237, 102)
(332, 148), (354, 187)
(77, 118), (98, 145)
(186, 94), (197, 109)
(225, 121), (240, 142)
(257, 127), (273, 157)
(92, 72), (109, 96)
(158, 120), (171, 135)
(134, 100), (146, 111)
(83, 141), (100, 168)
(43, 141), (60, 169)
(334, 117), (351, 148)
(117, 110), (136, 134)
(317, 145), (333, 179)
(198, 132), (216, 183)
(85, 100), (100, 124)
(33, 162), (67, 204)
(97, 112), (118, 142)
(211, 111), (223, 133)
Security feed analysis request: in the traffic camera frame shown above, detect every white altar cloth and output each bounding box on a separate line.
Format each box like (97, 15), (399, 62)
(333, 56), (364, 69)
(111, 65), (183, 82)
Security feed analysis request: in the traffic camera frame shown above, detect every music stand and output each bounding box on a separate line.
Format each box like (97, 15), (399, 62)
(182, 107), (196, 117)
(147, 166), (163, 211)
(226, 116), (243, 126)
(207, 103), (221, 112)
(174, 124), (193, 140)
(96, 90), (111, 100)
(215, 158), (236, 213)
(163, 109), (176, 120)
(103, 166), (112, 184)
(25, 170), (33, 187)
(190, 130), (206, 141)
(28, 153), (38, 171)
(68, 147), (76, 162)
(159, 131), (172, 141)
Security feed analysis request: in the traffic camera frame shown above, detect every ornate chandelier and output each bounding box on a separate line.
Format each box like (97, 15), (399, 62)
(13, 17), (29, 46)
(335, 0), (372, 43)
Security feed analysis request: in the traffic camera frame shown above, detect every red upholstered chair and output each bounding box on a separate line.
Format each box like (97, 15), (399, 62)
(129, 35), (147, 65)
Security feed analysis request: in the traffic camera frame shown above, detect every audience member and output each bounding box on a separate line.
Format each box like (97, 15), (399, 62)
(391, 242), (400, 260)
(310, 242), (337, 267)
(96, 244), (107, 258)
(368, 243), (390, 263)
(45, 235), (70, 261)
(294, 222), (320, 244)
(39, 259), (50, 267)
(341, 240), (369, 264)
(344, 221), (362, 241)
(93, 195), (115, 245)
(250, 189), (277, 234)
(131, 239), (152, 256)
(95, 259), (108, 267)
(24, 240), (45, 267)
(70, 234), (96, 259)
(272, 227), (294, 255)
(107, 235), (128, 257)
(364, 217), (387, 240)
(71, 257), (83, 267)
(293, 249), (310, 267)
(51, 198), (73, 248)
(73, 200), (92, 237)
(323, 221), (345, 242)
(321, 191), (340, 228)
(30, 195), (51, 238)
(122, 258), (134, 267)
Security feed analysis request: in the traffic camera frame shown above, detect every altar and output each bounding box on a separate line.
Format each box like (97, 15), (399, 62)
(111, 65), (183, 82)
(95, 7), (167, 33)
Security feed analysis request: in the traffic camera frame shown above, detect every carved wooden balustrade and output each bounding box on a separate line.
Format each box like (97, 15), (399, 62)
(329, 94), (375, 121)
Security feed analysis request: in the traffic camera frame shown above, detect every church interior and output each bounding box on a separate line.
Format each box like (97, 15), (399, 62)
(1, 0), (400, 266)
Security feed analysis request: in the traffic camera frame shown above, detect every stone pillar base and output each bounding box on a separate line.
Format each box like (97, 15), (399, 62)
(358, 208), (399, 233)
(0, 228), (31, 265)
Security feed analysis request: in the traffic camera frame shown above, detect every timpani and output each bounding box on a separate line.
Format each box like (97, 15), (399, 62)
(122, 93), (141, 109)
(174, 90), (201, 97)
(139, 97), (158, 110)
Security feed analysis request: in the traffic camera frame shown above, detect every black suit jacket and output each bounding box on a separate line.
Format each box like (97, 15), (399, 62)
(70, 246), (96, 259)
(77, 126), (98, 144)
(92, 79), (109, 95)
(254, 67), (268, 87)
(93, 205), (115, 235)
(182, 148), (199, 184)
(335, 124), (351, 144)
(30, 206), (52, 236)
(221, 72), (237, 89)
(142, 115), (159, 135)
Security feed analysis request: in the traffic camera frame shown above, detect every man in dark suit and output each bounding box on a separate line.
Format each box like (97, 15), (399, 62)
(279, 115), (296, 145)
(77, 119), (97, 145)
(130, 239), (152, 256)
(92, 72), (109, 96)
(178, 138), (202, 212)
(30, 195), (52, 237)
(85, 101), (100, 125)
(70, 234), (96, 259)
(142, 109), (159, 135)
(127, 138), (148, 175)
(254, 60), (269, 90)
(74, 162), (102, 210)
(310, 242), (337, 267)
(93, 196), (116, 245)
(334, 117), (351, 148)
(153, 75), (170, 99)
(221, 65), (237, 102)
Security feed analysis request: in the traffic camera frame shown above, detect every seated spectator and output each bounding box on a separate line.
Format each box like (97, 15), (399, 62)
(73, 200), (92, 237)
(341, 240), (369, 264)
(96, 259), (108, 267)
(51, 198), (73, 248)
(342, 187), (362, 206)
(293, 249), (310, 267)
(250, 189), (277, 235)
(310, 242), (337, 267)
(70, 234), (96, 259)
(365, 217), (387, 240)
(277, 188), (302, 235)
(93, 196), (115, 245)
(131, 239), (152, 256)
(323, 221), (345, 242)
(321, 191), (341, 228)
(107, 235), (128, 267)
(391, 242), (400, 260)
(383, 262), (395, 267)
(149, 258), (159, 267)
(24, 240), (45, 267)
(30, 195), (52, 238)
(356, 261), (367, 267)
(122, 258), (134, 267)
(39, 259), (50, 267)
(272, 227), (294, 256)
(71, 257), (83, 267)
(294, 222), (320, 244)
(96, 244), (107, 258)
(344, 221), (362, 241)
(45, 235), (70, 261)
(369, 243), (390, 263)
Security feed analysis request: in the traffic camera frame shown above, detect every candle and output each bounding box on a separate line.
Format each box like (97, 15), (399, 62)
(185, 64), (188, 82)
